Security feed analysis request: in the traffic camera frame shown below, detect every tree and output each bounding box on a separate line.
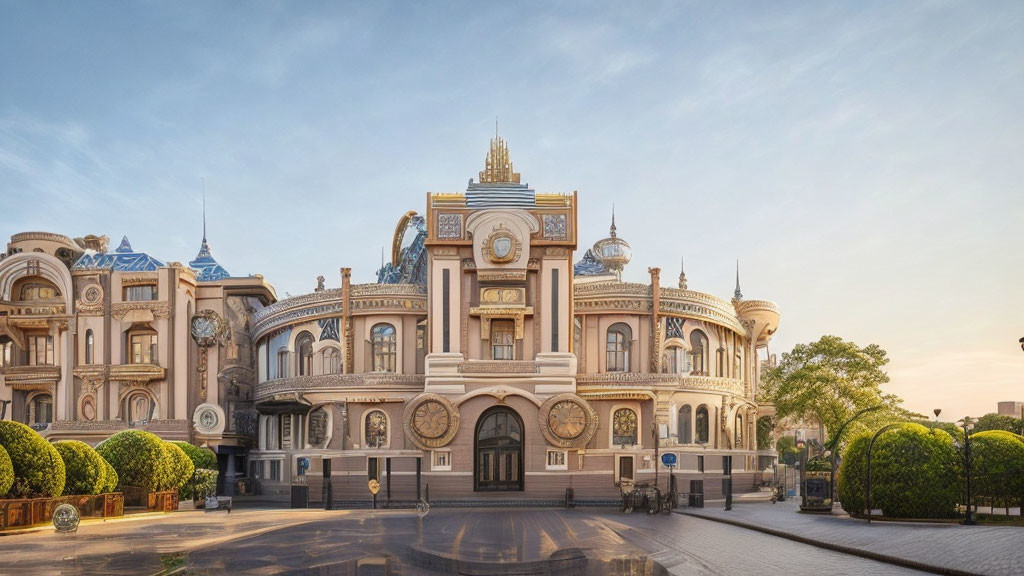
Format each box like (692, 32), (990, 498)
(776, 435), (799, 465)
(759, 335), (909, 450)
(973, 413), (1019, 434)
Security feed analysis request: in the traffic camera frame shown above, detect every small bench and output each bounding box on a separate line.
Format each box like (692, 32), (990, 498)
(204, 496), (233, 513)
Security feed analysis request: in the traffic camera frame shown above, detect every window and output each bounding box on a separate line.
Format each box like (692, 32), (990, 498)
(696, 405), (709, 444)
(371, 323), (396, 372)
(280, 414), (292, 449)
(606, 323), (631, 372)
(697, 455), (705, 473)
(129, 332), (158, 364)
(735, 414), (744, 448)
(690, 331), (707, 375)
(296, 332), (314, 376)
(20, 283), (59, 300)
(124, 284), (157, 301)
(30, 394), (53, 425)
(546, 450), (567, 470)
(0, 338), (11, 368)
(28, 335), (54, 366)
(85, 330), (94, 364)
(616, 455), (634, 484)
(269, 460), (282, 481)
(573, 316), (583, 372)
(677, 405), (692, 444)
(322, 347), (341, 375)
(416, 321), (427, 374)
(249, 460), (262, 479)
(612, 408), (638, 446)
(432, 450), (451, 471)
(276, 348), (289, 379)
(490, 320), (514, 360)
(263, 416), (280, 450)
(124, 391), (155, 427)
(365, 410), (388, 448)
(664, 345), (689, 374)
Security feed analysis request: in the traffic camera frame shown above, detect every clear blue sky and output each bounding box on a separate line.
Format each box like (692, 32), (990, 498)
(2, 1), (1022, 419)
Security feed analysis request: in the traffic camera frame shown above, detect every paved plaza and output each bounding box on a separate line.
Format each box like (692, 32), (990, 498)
(685, 500), (1024, 576)
(0, 506), (936, 575)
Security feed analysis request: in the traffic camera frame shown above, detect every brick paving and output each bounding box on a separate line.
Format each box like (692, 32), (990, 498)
(683, 499), (1024, 576)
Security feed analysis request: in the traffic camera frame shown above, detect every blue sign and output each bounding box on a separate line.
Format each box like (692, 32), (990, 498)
(661, 453), (677, 467)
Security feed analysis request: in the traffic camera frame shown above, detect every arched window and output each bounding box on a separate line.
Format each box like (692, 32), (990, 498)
(371, 323), (396, 372)
(678, 405), (692, 444)
(664, 345), (689, 374)
(85, 330), (94, 365)
(15, 280), (59, 301)
(606, 323), (631, 372)
(276, 347), (289, 379)
(296, 332), (314, 376)
(123, 391), (156, 427)
(490, 320), (514, 360)
(612, 408), (638, 446)
(690, 330), (707, 375)
(365, 410), (388, 448)
(735, 414), (744, 448)
(30, 393), (53, 426)
(695, 405), (709, 444)
(322, 347), (341, 375)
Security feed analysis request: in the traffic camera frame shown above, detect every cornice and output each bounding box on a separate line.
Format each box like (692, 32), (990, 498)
(254, 373), (425, 400)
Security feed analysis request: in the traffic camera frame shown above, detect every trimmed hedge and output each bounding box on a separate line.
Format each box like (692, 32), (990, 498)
(55, 440), (107, 495)
(181, 468), (219, 501)
(0, 420), (65, 497)
(96, 430), (173, 492)
(171, 441), (217, 470)
(100, 456), (118, 494)
(837, 433), (870, 515)
(870, 423), (961, 518)
(164, 442), (195, 490)
(969, 430), (1024, 503)
(0, 444), (12, 497)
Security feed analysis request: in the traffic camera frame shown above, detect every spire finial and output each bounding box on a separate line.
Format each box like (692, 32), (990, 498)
(734, 259), (743, 300)
(202, 177), (207, 243)
(610, 205), (617, 238)
(679, 256), (688, 290)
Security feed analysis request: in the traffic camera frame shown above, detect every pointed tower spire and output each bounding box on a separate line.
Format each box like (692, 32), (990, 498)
(678, 256), (688, 290)
(609, 205), (617, 238)
(734, 259), (743, 300)
(202, 177), (207, 243)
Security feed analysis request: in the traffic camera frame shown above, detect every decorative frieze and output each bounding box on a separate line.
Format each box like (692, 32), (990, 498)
(253, 373), (425, 400)
(457, 360), (539, 374)
(541, 214), (567, 240)
(110, 301), (170, 321)
(437, 213), (463, 240)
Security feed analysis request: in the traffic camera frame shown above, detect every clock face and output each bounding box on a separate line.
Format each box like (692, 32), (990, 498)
(413, 400), (450, 439)
(548, 400), (586, 440)
(613, 410), (637, 435)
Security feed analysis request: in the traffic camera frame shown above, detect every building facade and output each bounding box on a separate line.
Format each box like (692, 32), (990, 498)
(0, 136), (779, 502)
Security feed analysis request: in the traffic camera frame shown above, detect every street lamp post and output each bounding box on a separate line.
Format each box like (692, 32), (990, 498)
(957, 417), (976, 525)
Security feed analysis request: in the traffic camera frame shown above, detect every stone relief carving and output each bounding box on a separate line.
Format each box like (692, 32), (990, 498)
(437, 213), (463, 240)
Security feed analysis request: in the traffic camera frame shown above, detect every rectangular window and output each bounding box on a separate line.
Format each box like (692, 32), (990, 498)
(490, 320), (515, 360)
(124, 285), (158, 301)
(546, 450), (567, 470)
(249, 460), (262, 479)
(280, 414), (292, 450)
(28, 335), (54, 366)
(617, 455), (634, 483)
(277, 349), (288, 378)
(432, 450), (451, 471)
(697, 455), (704, 473)
(129, 333), (158, 364)
(269, 460), (281, 481)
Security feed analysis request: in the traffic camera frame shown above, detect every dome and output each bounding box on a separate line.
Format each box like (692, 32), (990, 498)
(591, 211), (631, 279)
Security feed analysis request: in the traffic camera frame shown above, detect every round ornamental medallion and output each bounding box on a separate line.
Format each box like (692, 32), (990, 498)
(538, 394), (599, 449)
(403, 394), (460, 450)
(82, 285), (103, 305)
(548, 400), (586, 440)
(193, 403), (226, 435)
(190, 310), (224, 347)
(413, 400), (450, 439)
(483, 228), (521, 264)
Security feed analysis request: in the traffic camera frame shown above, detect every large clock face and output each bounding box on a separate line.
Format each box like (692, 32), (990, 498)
(547, 400), (586, 440)
(413, 400), (450, 439)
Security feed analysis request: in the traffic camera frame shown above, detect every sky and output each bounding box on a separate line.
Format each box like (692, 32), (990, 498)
(1, 1), (1022, 420)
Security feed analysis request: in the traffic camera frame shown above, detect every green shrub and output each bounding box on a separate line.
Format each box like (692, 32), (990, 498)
(164, 442), (194, 490)
(100, 457), (118, 493)
(0, 421), (65, 497)
(837, 433), (870, 515)
(969, 430), (1024, 504)
(181, 468), (219, 500)
(0, 445), (13, 497)
(871, 423), (961, 518)
(96, 430), (173, 492)
(171, 441), (217, 470)
(54, 441), (107, 495)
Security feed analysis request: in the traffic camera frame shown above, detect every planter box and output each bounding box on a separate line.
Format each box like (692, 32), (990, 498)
(0, 493), (124, 530)
(122, 487), (179, 511)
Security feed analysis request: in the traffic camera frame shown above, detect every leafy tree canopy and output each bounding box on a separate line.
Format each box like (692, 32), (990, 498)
(973, 413), (1023, 434)
(759, 335), (912, 450)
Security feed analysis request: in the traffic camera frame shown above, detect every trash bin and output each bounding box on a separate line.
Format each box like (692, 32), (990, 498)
(291, 484), (308, 508)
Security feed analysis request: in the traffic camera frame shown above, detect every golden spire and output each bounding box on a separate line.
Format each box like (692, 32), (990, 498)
(478, 128), (521, 184)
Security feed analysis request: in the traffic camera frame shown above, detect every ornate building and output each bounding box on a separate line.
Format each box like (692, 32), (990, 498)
(0, 135), (779, 503)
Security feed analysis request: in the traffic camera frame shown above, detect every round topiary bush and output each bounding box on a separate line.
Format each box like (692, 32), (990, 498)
(181, 468), (219, 500)
(171, 441), (217, 470)
(54, 440), (107, 495)
(969, 430), (1024, 506)
(0, 420), (65, 498)
(0, 444), (13, 497)
(164, 442), (194, 491)
(837, 433), (870, 515)
(871, 423), (961, 518)
(95, 430), (173, 492)
(100, 456), (118, 494)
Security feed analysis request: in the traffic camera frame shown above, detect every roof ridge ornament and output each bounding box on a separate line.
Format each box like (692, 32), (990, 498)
(478, 130), (521, 184)
(116, 236), (133, 253)
(734, 259), (743, 300)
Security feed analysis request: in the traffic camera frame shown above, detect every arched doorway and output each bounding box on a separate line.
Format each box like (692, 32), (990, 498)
(474, 406), (524, 491)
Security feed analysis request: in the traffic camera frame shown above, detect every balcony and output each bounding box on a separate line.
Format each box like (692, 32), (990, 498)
(110, 363), (165, 385)
(0, 365), (61, 390)
(576, 373), (744, 396)
(254, 373), (425, 402)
